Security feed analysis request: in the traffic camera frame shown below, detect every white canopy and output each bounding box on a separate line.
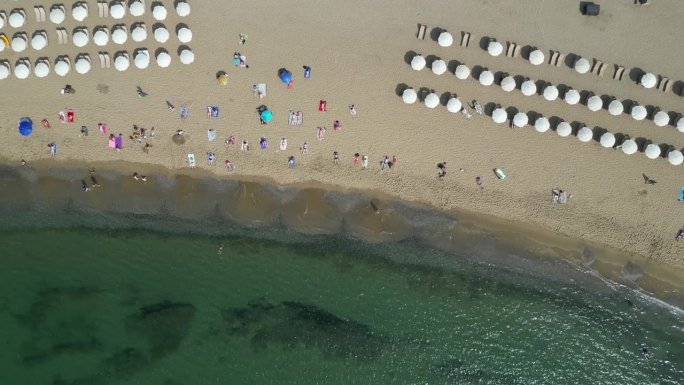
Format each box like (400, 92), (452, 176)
(14, 62), (30, 79)
(94, 29), (109, 46)
(55, 59), (70, 76)
(543, 85), (559, 101)
(557, 122), (572, 137)
(72, 4), (88, 21)
(455, 64), (470, 80)
(75, 56), (90, 74)
(12, 36), (27, 53)
(129, 0), (145, 17)
(587, 95), (602, 112)
(432, 59), (446, 75)
(492, 108), (507, 124)
(177, 27), (192, 43)
(176, 1), (191, 17)
(402, 88), (417, 104)
(112, 28), (127, 44)
(529, 50), (544, 65)
(179, 49), (194, 64)
(488, 41), (503, 57)
(410, 55), (426, 71)
(640, 73), (657, 89)
(0, 62), (9, 80)
(131, 25), (147, 42)
(31, 33), (48, 50)
(631, 105), (647, 121)
(577, 126), (593, 142)
(50, 7), (66, 24)
(446, 98), (462, 113)
(438, 31), (453, 47)
(608, 100), (624, 116)
(501, 76), (516, 92)
(600, 132), (616, 148)
(134, 51), (150, 69)
(9, 10), (26, 28)
(535, 117), (550, 132)
(73, 30), (89, 47)
(564, 89), (580, 105)
(621, 139), (638, 155)
(574, 58), (590, 74)
(645, 144), (661, 159)
(521, 80), (537, 96)
(110, 3), (126, 19)
(653, 111), (669, 127)
(153, 4), (167, 20)
(154, 26), (170, 43)
(677, 117), (684, 133)
(114, 54), (130, 71)
(0, 15), (3, 29)
(479, 70), (494, 86)
(668, 150), (684, 166)
(513, 112), (529, 128)
(424, 93), (439, 109)
(156, 51), (171, 67)
(34, 61), (50, 78)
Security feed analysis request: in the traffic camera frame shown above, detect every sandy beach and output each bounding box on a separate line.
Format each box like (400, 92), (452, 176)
(1, 0), (683, 287)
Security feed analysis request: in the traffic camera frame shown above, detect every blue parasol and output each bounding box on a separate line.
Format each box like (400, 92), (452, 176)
(18, 117), (33, 136)
(261, 109), (272, 123)
(278, 68), (292, 85)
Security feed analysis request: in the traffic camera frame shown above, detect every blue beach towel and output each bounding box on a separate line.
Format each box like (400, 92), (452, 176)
(679, 186), (684, 201)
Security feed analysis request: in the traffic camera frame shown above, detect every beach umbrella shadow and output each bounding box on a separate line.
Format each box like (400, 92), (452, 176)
(478, 36), (492, 51)
(447, 59), (461, 74)
(417, 87), (432, 102)
(629, 67), (645, 84)
(395, 83), (409, 97)
(672, 80), (684, 96)
(563, 53), (578, 68)
(484, 102), (497, 116)
(439, 92), (452, 106)
(172, 134), (186, 145)
(429, 27), (443, 42)
(403, 50), (417, 66)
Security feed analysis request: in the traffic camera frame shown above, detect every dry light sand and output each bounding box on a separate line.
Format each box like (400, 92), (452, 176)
(1, 1), (683, 284)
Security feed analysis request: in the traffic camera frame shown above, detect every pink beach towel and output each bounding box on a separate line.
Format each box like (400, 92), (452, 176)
(99, 123), (108, 135)
(108, 138), (116, 148)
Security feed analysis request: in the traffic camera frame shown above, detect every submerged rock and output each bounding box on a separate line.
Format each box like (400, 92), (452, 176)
(126, 301), (196, 358)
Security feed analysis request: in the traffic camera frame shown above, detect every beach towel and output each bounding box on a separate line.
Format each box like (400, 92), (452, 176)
(318, 100), (327, 112)
(256, 83), (266, 98)
(361, 155), (368, 168)
(679, 186), (684, 201)
(180, 106), (189, 120)
(303, 66), (311, 79)
(207, 129), (217, 141)
(239, 55), (247, 68)
(280, 138), (287, 151)
(67, 111), (75, 123)
(288, 111), (303, 126)
(187, 153), (196, 168)
(59, 111), (67, 123)
(494, 168), (506, 180)
(114, 136), (122, 150)
(99, 123), (107, 135)
(260, 137), (267, 150)
(108, 137), (115, 148)
(232, 54), (240, 67)
(41, 119), (51, 128)
(207, 106), (219, 118)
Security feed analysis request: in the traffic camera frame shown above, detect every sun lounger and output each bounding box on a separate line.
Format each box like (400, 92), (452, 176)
(555, 53), (565, 67)
(657, 76), (669, 92)
(591, 60), (603, 75)
(56, 28), (67, 44)
(207, 129), (217, 141)
(506, 42), (516, 58)
(461, 107), (472, 120)
(98, 1), (109, 18)
(613, 65), (625, 81)
(98, 52), (110, 68)
(288, 110), (303, 126)
(598, 63), (607, 76)
(34, 6), (46, 22)
(460, 32), (471, 47)
(187, 153), (196, 169)
(549, 51), (559, 65)
(0, 11), (6, 27)
(513, 45), (521, 58)
(552, 189), (570, 204)
(417, 24), (427, 40)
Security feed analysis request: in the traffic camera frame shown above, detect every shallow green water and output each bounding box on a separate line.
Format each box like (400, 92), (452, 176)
(0, 221), (682, 385)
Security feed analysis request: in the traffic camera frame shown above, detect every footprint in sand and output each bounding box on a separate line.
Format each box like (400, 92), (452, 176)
(96, 83), (109, 94)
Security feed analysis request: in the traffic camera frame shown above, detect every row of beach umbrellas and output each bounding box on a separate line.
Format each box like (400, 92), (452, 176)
(401, 88), (463, 113)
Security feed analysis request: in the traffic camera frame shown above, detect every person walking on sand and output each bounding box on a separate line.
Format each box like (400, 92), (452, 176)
(333, 151), (340, 165)
(333, 120), (341, 131)
(225, 160), (235, 172)
(349, 105), (357, 118)
(437, 162), (447, 180)
(361, 155), (369, 169)
(288, 156), (296, 169)
(48, 143), (57, 157)
(301, 142), (308, 154)
(317, 126), (326, 141)
(241, 140), (249, 151)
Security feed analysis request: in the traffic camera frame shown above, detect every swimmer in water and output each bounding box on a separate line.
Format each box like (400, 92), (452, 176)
(641, 345), (650, 360)
(218, 243), (224, 255)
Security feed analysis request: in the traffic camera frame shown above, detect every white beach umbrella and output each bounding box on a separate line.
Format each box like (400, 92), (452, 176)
(179, 49), (194, 65)
(577, 126), (593, 142)
(131, 25), (147, 42)
(564, 89), (580, 105)
(0, 63), (9, 80)
(454, 64), (470, 80)
(645, 144), (661, 159)
(488, 41), (503, 57)
(50, 7), (66, 24)
(424, 93), (439, 109)
(114, 54), (130, 71)
(112, 28), (127, 44)
(653, 111), (669, 127)
(513, 112), (529, 128)
(12, 36), (27, 53)
(600, 132), (615, 148)
(631, 105), (647, 121)
(608, 100), (624, 116)
(110, 3), (126, 19)
(501, 76), (516, 92)
(587, 95), (603, 112)
(492, 108), (507, 124)
(432, 59), (446, 75)
(34, 61), (49, 78)
(438, 31), (453, 47)
(446, 98), (462, 113)
(156, 51), (171, 68)
(621, 139), (638, 155)
(0, 15), (3, 29)
(55, 59), (70, 76)
(9, 10), (26, 28)
(534, 117), (550, 133)
(479, 70), (494, 86)
(73, 30), (89, 48)
(0, 41), (4, 53)
(677, 117), (684, 133)
(72, 4), (88, 22)
(152, 4), (167, 20)
(410, 55), (426, 71)
(557, 122), (572, 137)
(178, 27), (192, 43)
(154, 26), (170, 43)
(521, 80), (537, 96)
(14, 62), (30, 79)
(543, 85), (559, 101)
(529, 50), (544, 66)
(93, 29), (109, 46)
(75, 56), (91, 74)
(31, 33), (48, 51)
(668, 150), (684, 166)
(134, 51), (149, 69)
(574, 58), (590, 74)
(640, 73), (657, 89)
(402, 88), (417, 104)
(129, 0), (145, 17)
(176, 1), (191, 17)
